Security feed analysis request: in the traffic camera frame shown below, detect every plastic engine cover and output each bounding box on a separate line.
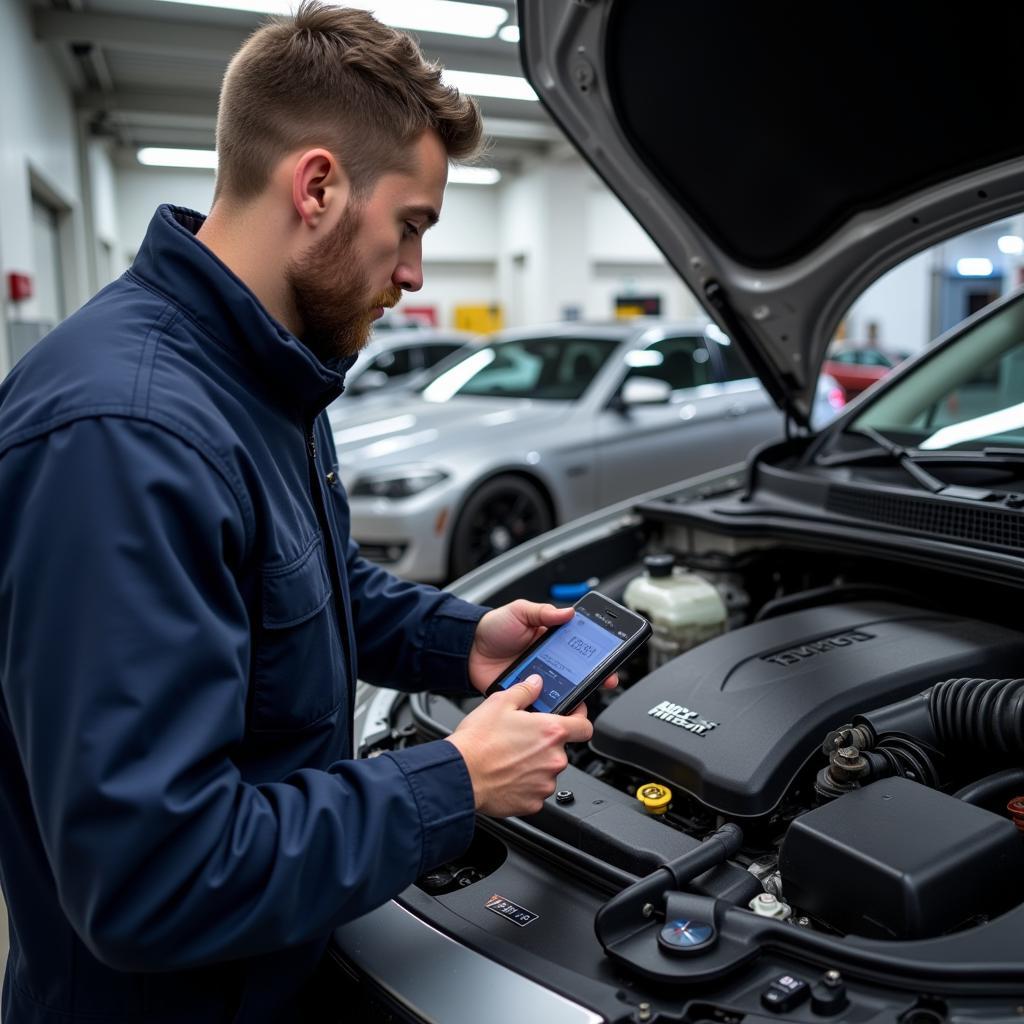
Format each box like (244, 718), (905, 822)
(591, 601), (1024, 817)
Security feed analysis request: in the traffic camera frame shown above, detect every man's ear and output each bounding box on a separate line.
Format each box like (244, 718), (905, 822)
(290, 148), (351, 228)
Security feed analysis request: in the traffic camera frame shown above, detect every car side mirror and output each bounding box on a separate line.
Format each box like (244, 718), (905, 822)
(619, 377), (672, 408)
(350, 369), (390, 395)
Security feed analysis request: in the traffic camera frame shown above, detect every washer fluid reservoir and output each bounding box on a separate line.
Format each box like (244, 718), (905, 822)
(623, 554), (727, 671)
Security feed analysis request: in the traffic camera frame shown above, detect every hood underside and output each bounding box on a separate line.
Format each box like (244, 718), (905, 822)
(519, 1), (1024, 424)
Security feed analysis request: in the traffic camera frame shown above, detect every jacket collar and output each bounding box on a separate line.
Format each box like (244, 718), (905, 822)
(130, 205), (356, 415)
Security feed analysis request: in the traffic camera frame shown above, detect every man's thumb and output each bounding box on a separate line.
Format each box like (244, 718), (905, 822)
(506, 674), (542, 709)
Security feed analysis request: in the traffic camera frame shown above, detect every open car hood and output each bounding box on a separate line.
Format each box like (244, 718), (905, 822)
(518, 1), (1024, 425)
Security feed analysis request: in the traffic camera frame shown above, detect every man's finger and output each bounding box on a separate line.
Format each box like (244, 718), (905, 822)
(504, 674), (542, 709)
(559, 714), (594, 744)
(603, 673), (619, 690)
(514, 600), (574, 629)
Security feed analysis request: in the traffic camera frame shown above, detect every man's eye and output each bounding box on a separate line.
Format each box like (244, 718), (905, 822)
(404, 222), (420, 238)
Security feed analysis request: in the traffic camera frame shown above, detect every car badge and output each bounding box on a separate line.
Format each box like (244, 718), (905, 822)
(485, 893), (539, 927)
(647, 701), (718, 736)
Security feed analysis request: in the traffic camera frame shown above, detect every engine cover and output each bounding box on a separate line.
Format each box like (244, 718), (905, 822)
(591, 601), (1024, 817)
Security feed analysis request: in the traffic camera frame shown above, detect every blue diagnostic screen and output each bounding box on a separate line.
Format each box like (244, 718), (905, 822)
(493, 606), (625, 713)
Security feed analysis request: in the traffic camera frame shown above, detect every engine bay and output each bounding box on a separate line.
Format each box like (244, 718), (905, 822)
(361, 467), (1024, 1015)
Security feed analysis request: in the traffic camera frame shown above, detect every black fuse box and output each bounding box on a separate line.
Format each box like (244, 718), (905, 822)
(779, 777), (1024, 939)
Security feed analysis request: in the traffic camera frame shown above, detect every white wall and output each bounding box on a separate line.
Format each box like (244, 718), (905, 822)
(88, 141), (125, 287)
(116, 167), (218, 264)
(843, 251), (933, 354)
(0, 0), (87, 375)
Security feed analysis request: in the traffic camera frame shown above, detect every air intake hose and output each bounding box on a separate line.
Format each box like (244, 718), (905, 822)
(928, 677), (1024, 756)
(817, 677), (1024, 799)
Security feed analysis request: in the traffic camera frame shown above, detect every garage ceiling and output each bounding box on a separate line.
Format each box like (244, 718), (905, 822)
(32, 0), (563, 170)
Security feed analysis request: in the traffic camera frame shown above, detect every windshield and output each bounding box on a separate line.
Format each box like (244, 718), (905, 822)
(848, 292), (1024, 450)
(420, 336), (619, 402)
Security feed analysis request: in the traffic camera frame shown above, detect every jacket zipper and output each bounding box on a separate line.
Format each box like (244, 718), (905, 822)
(305, 419), (355, 746)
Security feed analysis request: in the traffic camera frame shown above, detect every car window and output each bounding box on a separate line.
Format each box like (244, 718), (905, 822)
(863, 351), (893, 367)
(421, 343), (464, 368)
(421, 336), (619, 401)
(367, 347), (414, 378)
(623, 335), (714, 391)
(712, 336), (755, 382)
(853, 293), (1024, 449)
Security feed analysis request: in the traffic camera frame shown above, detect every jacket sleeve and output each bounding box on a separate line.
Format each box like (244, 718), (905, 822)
(317, 418), (489, 692)
(0, 416), (475, 972)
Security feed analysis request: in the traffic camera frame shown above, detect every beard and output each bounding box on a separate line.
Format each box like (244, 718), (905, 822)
(285, 210), (402, 364)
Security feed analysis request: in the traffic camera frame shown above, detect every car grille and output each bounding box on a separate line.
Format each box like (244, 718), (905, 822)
(826, 485), (1024, 552)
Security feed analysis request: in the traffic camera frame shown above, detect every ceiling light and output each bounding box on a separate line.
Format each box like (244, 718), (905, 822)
(154, 0), (509, 39)
(138, 147), (217, 169)
(498, 24), (520, 43)
(448, 166), (501, 185)
(442, 69), (537, 101)
(998, 235), (1024, 255)
(956, 258), (993, 277)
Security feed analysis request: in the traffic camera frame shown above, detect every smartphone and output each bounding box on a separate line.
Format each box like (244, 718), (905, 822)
(484, 591), (651, 715)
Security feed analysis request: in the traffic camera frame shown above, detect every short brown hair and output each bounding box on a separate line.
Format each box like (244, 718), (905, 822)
(213, 0), (483, 203)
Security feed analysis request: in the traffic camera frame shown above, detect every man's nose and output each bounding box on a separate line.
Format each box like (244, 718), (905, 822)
(393, 257), (423, 293)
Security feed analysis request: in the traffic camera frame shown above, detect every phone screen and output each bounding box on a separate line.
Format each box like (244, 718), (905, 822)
(491, 603), (632, 713)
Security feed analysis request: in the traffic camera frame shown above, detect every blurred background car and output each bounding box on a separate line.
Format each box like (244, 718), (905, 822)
(339, 328), (476, 406)
(328, 320), (845, 582)
(823, 344), (907, 398)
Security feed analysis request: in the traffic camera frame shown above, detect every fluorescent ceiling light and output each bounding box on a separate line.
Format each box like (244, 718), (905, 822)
(154, 0), (508, 39)
(998, 234), (1024, 255)
(138, 147), (217, 169)
(956, 258), (993, 277)
(443, 69), (537, 101)
(498, 24), (520, 43)
(448, 166), (501, 185)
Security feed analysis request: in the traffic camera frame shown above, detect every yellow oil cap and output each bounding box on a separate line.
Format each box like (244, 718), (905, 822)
(636, 782), (672, 815)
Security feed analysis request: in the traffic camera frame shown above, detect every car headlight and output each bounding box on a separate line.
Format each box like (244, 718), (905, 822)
(350, 467), (450, 499)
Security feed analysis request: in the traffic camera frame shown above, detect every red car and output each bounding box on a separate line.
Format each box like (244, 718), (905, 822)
(823, 346), (904, 397)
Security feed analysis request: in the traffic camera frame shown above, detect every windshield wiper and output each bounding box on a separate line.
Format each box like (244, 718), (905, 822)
(815, 427), (1000, 501)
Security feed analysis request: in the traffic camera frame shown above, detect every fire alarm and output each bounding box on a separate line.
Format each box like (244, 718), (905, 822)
(7, 272), (33, 302)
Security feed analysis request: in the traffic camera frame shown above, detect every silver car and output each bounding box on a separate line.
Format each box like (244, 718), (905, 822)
(329, 320), (844, 582)
(340, 327), (474, 402)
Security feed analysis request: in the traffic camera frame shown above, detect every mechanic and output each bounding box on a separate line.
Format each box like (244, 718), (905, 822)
(0, 4), (597, 1021)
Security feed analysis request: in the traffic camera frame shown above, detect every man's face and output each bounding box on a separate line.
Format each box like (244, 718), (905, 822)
(287, 130), (448, 363)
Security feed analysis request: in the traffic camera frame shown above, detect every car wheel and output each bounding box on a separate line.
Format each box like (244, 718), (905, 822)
(448, 475), (553, 580)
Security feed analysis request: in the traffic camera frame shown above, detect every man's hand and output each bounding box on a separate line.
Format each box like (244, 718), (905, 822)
(468, 599), (618, 694)
(446, 676), (592, 817)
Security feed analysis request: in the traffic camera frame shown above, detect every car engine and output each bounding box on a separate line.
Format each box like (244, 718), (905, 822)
(591, 600), (1024, 819)
(574, 598), (1024, 941)
(400, 541), (1024, 957)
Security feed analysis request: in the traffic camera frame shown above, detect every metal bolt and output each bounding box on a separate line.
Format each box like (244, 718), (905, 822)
(555, 789), (574, 804)
(637, 1004), (652, 1022)
(824, 969), (842, 986)
(641, 902), (654, 918)
(752, 304), (771, 321)
(835, 746), (861, 765)
(796, 916), (810, 927)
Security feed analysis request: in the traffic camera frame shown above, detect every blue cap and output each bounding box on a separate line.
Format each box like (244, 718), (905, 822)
(549, 581), (592, 601)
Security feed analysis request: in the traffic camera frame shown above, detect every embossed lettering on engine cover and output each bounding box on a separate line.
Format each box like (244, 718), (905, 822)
(760, 630), (875, 667)
(647, 701), (718, 736)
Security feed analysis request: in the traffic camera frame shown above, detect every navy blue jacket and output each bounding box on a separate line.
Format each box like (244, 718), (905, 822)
(0, 206), (485, 1022)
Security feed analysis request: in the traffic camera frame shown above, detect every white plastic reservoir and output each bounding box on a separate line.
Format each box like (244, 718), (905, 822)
(623, 553), (727, 671)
